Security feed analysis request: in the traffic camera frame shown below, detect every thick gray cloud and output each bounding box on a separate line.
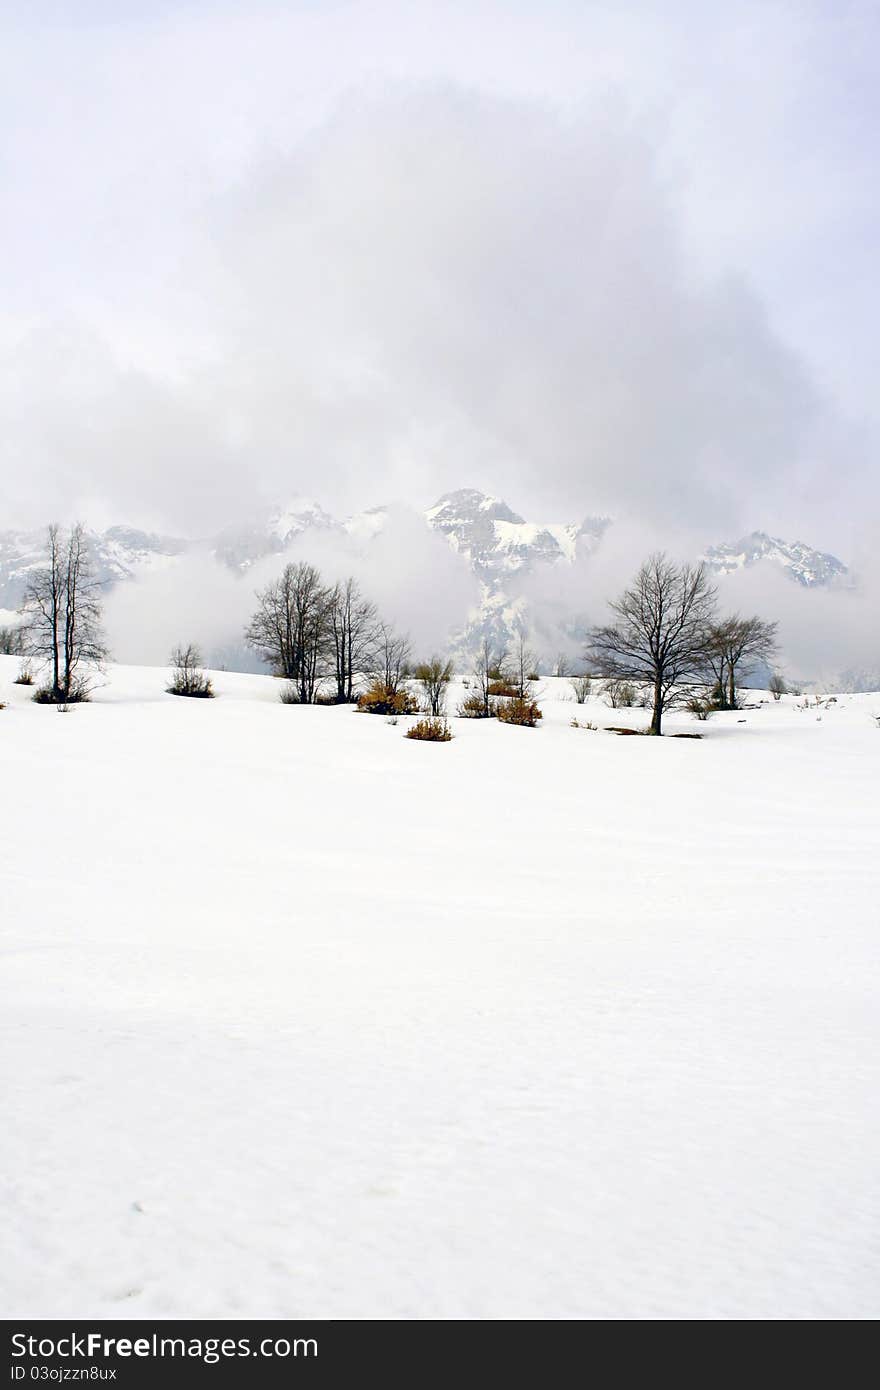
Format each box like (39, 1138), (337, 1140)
(1, 1), (877, 557)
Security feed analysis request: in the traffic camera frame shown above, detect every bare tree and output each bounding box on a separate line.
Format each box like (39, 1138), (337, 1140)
(769, 672), (787, 701)
(245, 561), (331, 702)
(168, 643), (213, 697)
(569, 673), (592, 703)
(586, 553), (717, 736)
(471, 637), (507, 718)
(509, 625), (537, 700)
(327, 577), (378, 703)
(708, 615), (779, 709)
(414, 656), (454, 715)
(370, 622), (412, 696)
(21, 523), (108, 702)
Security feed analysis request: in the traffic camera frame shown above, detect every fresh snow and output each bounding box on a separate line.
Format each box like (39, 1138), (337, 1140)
(1, 656), (879, 1320)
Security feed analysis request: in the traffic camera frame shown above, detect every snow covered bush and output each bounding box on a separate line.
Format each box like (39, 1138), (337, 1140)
(488, 679), (518, 697)
(497, 696), (542, 727)
(405, 717), (453, 741)
(357, 681), (419, 716)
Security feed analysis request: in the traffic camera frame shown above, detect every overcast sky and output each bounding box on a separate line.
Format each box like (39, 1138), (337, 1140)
(2, 0), (877, 556)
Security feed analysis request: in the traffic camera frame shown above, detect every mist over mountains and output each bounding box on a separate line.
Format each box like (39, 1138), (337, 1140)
(4, 488), (873, 689)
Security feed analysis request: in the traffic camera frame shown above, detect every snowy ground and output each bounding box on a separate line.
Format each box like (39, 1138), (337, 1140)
(2, 655), (879, 1320)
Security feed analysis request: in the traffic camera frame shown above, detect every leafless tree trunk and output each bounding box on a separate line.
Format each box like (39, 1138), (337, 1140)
(471, 637), (506, 717)
(371, 622), (412, 696)
(21, 523), (107, 701)
(586, 553), (717, 735)
(327, 577), (378, 703)
(510, 625), (536, 700)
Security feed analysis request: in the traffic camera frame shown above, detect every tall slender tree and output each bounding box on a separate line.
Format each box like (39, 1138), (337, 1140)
(21, 523), (107, 702)
(370, 622), (411, 696)
(471, 637), (506, 718)
(327, 577), (378, 703)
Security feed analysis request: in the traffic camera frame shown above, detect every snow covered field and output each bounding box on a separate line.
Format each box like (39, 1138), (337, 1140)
(2, 655), (878, 1320)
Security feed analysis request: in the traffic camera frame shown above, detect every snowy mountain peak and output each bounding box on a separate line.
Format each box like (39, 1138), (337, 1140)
(425, 488), (609, 580)
(703, 531), (848, 587)
(426, 488), (525, 527)
(267, 498), (337, 543)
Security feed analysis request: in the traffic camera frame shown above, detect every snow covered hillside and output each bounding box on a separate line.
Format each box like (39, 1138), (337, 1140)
(1, 657), (878, 1319)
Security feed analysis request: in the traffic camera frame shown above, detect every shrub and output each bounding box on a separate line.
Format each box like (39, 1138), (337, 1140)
(685, 694), (713, 721)
(769, 673), (787, 701)
(405, 717), (453, 741)
(570, 717), (597, 730)
(0, 624), (24, 656)
(413, 656), (454, 715)
(497, 696), (542, 727)
(569, 674), (592, 703)
(457, 691), (495, 719)
(604, 677), (636, 708)
(357, 681), (419, 716)
(488, 679), (518, 697)
(32, 681), (90, 705)
(13, 664), (34, 686)
(167, 643), (214, 698)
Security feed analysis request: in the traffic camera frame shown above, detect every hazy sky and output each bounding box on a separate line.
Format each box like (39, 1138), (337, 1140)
(2, 0), (878, 555)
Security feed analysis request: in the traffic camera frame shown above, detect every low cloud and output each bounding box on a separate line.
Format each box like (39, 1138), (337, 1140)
(103, 505), (479, 670)
(2, 85), (863, 547)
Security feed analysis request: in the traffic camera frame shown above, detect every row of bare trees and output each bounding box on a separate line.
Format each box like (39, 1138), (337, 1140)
(586, 553), (778, 735)
(244, 561), (415, 703)
(9, 530), (780, 733)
